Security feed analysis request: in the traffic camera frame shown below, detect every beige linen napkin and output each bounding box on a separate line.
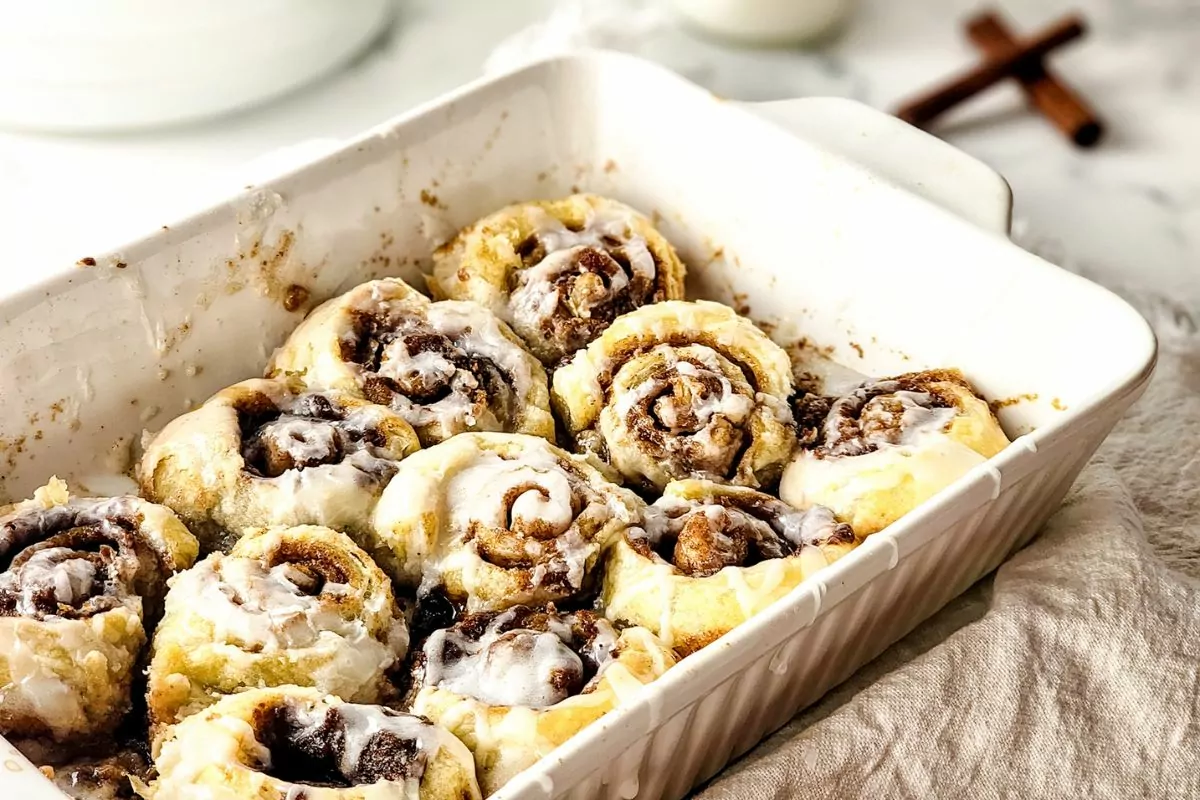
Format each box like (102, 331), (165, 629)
(698, 299), (1200, 799)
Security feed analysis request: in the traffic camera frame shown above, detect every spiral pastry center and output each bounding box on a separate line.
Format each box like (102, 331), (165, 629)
(510, 209), (660, 353)
(193, 556), (356, 650)
(0, 503), (158, 620)
(640, 494), (854, 578)
(618, 348), (757, 480)
(815, 382), (958, 458)
(239, 391), (395, 481)
(350, 306), (528, 439)
(256, 701), (433, 788)
(451, 451), (597, 591)
(421, 606), (616, 709)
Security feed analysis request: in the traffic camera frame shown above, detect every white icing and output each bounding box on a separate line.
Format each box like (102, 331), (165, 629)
(777, 504), (847, 549)
(422, 610), (616, 709)
(166, 551), (404, 692)
(822, 384), (959, 456)
(635, 487), (848, 578)
(254, 416), (340, 466)
(283, 702), (443, 786)
(425, 628), (582, 708)
(434, 444), (623, 593)
(247, 393), (404, 482)
(7, 548), (98, 614)
(508, 205), (656, 330)
(186, 557), (353, 649)
(616, 346), (754, 433)
(0, 493), (161, 739)
(374, 301), (534, 434)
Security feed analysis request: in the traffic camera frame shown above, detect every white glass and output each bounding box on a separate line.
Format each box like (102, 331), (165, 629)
(670, 0), (856, 45)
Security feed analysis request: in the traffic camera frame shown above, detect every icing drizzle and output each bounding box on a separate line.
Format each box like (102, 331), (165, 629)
(509, 205), (663, 360)
(429, 442), (631, 598)
(795, 373), (965, 459)
(237, 389), (403, 485)
(255, 698), (442, 789)
(611, 345), (760, 484)
(631, 486), (854, 578)
(419, 605), (618, 709)
(0, 497), (167, 620)
(346, 299), (535, 443)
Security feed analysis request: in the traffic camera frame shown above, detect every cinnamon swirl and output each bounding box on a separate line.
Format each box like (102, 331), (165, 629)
(429, 194), (687, 365)
(0, 478), (198, 762)
(552, 300), (796, 492)
(372, 432), (642, 612)
(267, 277), (555, 447)
(601, 479), (855, 654)
(780, 369), (1011, 536)
(409, 604), (675, 796)
(139, 377), (420, 560)
(146, 525), (407, 739)
(143, 686), (481, 800)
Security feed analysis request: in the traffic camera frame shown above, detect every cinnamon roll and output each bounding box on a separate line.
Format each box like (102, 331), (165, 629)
(146, 525), (408, 738)
(601, 479), (855, 655)
(372, 432), (642, 612)
(552, 300), (796, 492)
(143, 686), (481, 800)
(139, 377), (421, 560)
(267, 277), (555, 447)
(0, 478), (198, 762)
(780, 368), (1011, 536)
(429, 194), (687, 365)
(409, 604), (675, 796)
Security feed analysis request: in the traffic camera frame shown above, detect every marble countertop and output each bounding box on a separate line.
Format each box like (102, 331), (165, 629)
(0, 0), (1196, 312)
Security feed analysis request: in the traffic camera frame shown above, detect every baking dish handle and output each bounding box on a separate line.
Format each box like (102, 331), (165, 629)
(740, 96), (1013, 236)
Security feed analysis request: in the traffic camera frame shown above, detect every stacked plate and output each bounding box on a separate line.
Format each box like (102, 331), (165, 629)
(0, 0), (393, 132)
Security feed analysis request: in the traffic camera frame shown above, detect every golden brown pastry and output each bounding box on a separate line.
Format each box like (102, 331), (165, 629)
(409, 604), (675, 796)
(146, 525), (407, 740)
(139, 377), (420, 559)
(781, 368), (1011, 536)
(551, 300), (796, 492)
(267, 277), (555, 447)
(142, 686), (481, 800)
(601, 479), (856, 654)
(0, 478), (198, 763)
(429, 194), (687, 365)
(372, 432), (642, 612)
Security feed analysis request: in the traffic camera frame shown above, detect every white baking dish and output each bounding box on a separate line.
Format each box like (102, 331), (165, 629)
(0, 51), (1155, 800)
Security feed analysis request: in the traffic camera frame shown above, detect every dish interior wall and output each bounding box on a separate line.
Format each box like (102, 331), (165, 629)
(0, 53), (1130, 507)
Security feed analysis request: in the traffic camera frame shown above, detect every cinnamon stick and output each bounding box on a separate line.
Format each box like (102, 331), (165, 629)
(966, 12), (1103, 146)
(895, 15), (1085, 127)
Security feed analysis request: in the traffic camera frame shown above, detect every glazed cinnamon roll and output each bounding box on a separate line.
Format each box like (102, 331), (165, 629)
(429, 194), (687, 365)
(781, 368), (1011, 536)
(267, 277), (555, 447)
(372, 432), (642, 612)
(139, 377), (421, 560)
(0, 479), (198, 762)
(601, 479), (855, 655)
(143, 686), (481, 800)
(409, 604), (675, 796)
(552, 300), (796, 492)
(146, 525), (407, 738)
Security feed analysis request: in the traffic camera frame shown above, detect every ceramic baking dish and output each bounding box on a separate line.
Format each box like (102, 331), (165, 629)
(0, 51), (1155, 800)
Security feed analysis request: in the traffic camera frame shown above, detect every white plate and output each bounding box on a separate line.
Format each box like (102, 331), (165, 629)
(0, 0), (393, 132)
(0, 51), (1155, 800)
